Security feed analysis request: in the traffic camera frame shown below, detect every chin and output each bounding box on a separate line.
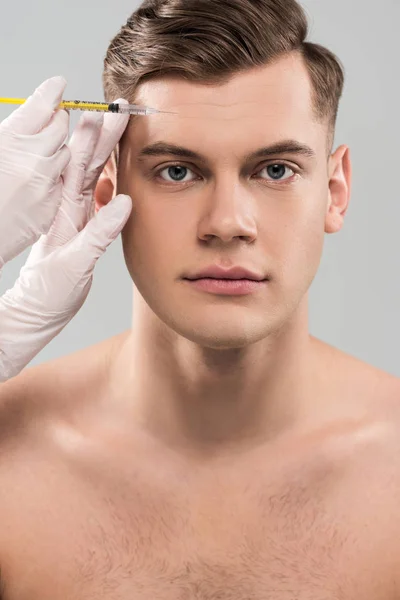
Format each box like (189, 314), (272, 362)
(167, 315), (274, 350)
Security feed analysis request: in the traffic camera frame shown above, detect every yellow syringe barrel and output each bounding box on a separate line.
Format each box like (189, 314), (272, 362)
(60, 100), (111, 111)
(0, 98), (110, 111)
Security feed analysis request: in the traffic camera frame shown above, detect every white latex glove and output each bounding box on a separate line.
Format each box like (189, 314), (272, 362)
(0, 79), (132, 382)
(0, 76), (72, 269)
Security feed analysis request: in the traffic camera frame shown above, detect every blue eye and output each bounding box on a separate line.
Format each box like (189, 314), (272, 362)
(158, 165), (193, 183)
(261, 164), (295, 181)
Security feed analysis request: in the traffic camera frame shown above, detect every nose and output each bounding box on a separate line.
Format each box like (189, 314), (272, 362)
(197, 177), (258, 243)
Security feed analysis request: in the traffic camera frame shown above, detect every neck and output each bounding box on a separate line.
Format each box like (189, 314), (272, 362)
(106, 294), (322, 460)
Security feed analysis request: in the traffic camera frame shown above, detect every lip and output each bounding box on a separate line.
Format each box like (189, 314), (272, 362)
(185, 265), (267, 281)
(184, 278), (268, 296)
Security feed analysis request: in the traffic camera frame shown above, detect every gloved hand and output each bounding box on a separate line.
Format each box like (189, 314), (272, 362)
(0, 76), (132, 382)
(0, 76), (72, 268)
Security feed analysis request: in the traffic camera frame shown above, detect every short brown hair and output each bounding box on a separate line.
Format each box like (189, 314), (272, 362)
(103, 0), (345, 155)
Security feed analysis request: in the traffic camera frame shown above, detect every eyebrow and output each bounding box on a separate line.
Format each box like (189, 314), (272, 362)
(137, 139), (316, 162)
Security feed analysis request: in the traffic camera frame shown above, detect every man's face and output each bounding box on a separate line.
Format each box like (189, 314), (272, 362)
(113, 52), (348, 349)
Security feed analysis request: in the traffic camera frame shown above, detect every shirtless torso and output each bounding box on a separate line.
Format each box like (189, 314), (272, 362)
(0, 333), (400, 599)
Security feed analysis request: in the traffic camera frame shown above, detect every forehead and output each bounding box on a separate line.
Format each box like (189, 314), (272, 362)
(122, 53), (326, 157)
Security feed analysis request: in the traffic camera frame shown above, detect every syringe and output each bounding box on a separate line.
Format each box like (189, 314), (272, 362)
(0, 98), (178, 116)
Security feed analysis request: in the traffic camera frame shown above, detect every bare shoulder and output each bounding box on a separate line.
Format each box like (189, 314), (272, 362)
(312, 335), (400, 399)
(0, 330), (129, 441)
(311, 336), (400, 446)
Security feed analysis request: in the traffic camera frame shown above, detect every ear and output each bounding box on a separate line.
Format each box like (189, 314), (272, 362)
(325, 144), (352, 234)
(94, 150), (117, 214)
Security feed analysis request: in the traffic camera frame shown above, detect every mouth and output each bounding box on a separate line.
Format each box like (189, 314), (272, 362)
(183, 277), (269, 296)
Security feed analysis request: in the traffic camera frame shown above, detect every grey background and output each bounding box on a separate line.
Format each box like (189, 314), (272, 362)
(1, 0), (399, 375)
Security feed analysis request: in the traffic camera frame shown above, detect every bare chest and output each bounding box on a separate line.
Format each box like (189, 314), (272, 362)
(0, 428), (398, 600)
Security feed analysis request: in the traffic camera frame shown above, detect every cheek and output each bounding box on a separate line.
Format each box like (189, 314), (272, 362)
(292, 216), (326, 293)
(285, 218), (325, 277)
(262, 187), (327, 284)
(121, 201), (183, 283)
